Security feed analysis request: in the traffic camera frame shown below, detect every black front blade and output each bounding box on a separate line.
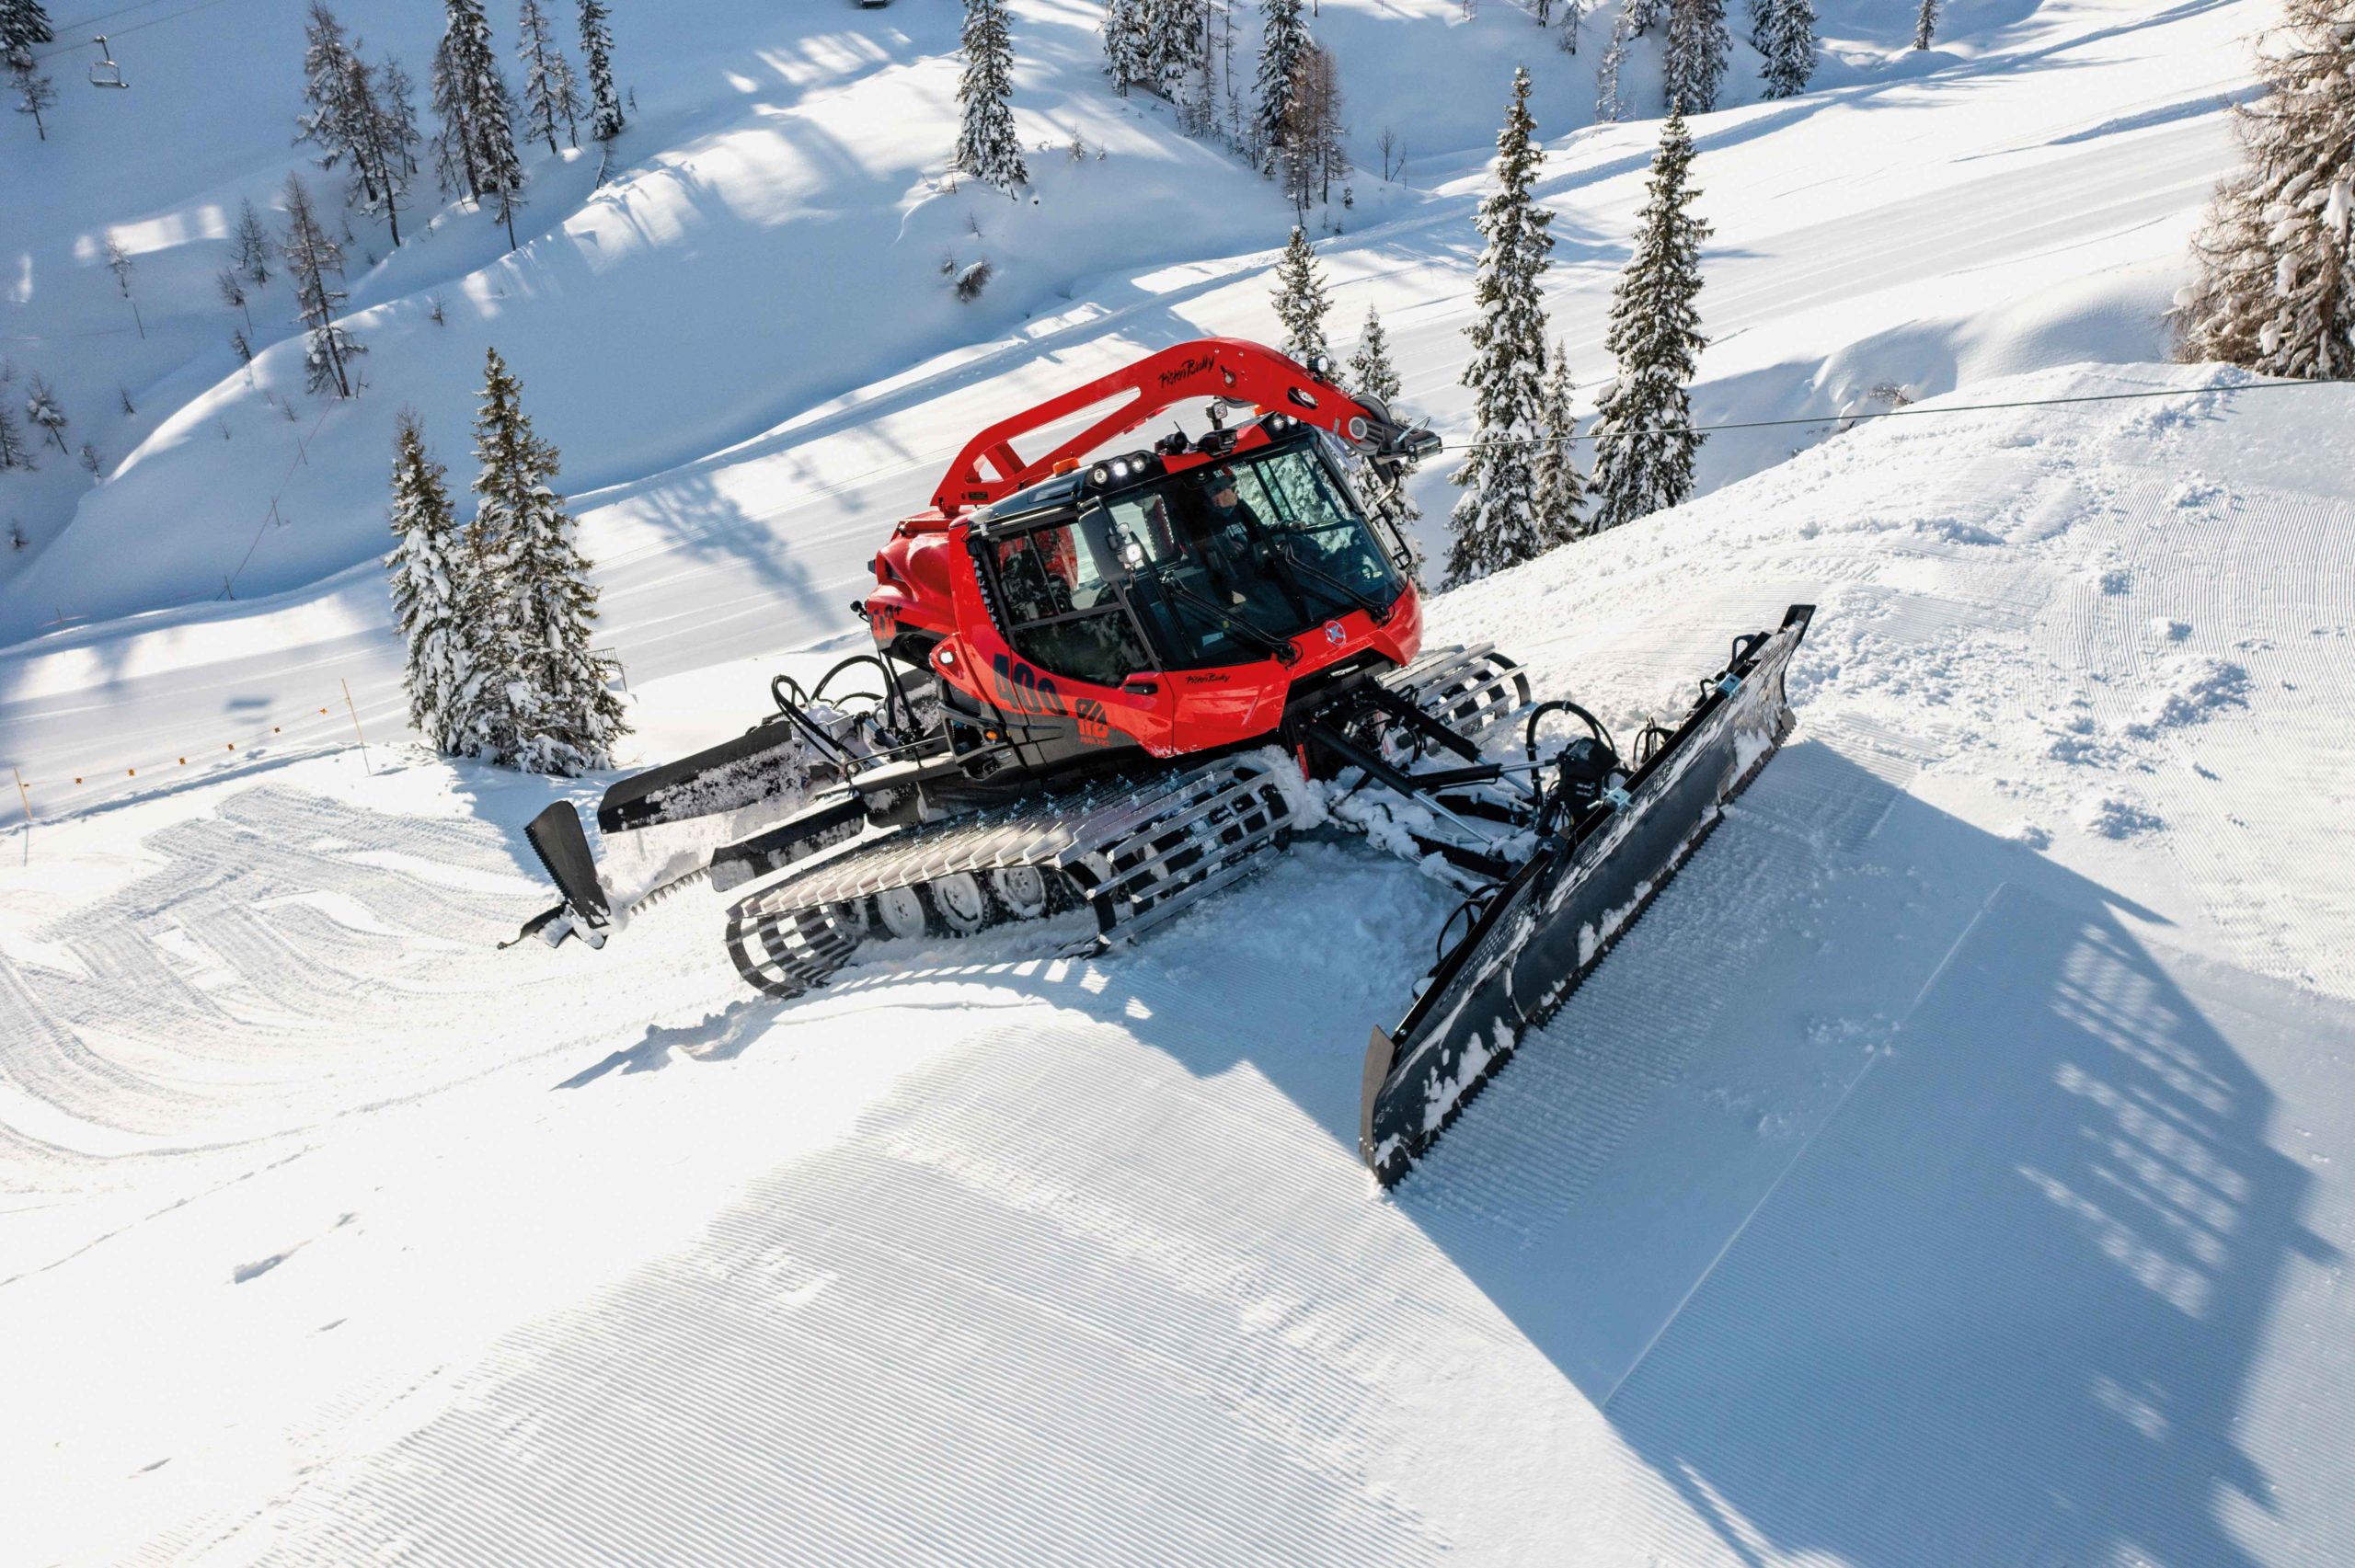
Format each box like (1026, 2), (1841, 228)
(1361, 605), (1813, 1186)
(524, 801), (612, 927)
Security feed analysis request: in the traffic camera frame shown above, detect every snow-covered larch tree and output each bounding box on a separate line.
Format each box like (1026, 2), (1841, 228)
(233, 199), (274, 284)
(24, 372), (66, 452)
(2174, 0), (2354, 381)
(1349, 303), (1401, 405)
(348, 52), (420, 245)
(9, 52), (54, 139)
(4, 0), (55, 133)
(955, 0), (1027, 192)
(1255, 0), (1310, 173)
(1446, 66), (1556, 587)
(280, 173), (365, 398)
(1665, 0), (1730, 113)
(1270, 224), (1331, 364)
(295, 3), (372, 199)
(1533, 342), (1587, 544)
(1760, 0), (1816, 99)
(469, 348), (627, 773)
(385, 411), (474, 753)
(517, 0), (582, 154)
(578, 0), (623, 143)
(1589, 108), (1711, 532)
(103, 235), (143, 338)
(0, 404), (28, 471)
(1913, 0), (1939, 51)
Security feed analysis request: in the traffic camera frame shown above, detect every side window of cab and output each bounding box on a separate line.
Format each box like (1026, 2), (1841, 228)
(993, 519), (1151, 689)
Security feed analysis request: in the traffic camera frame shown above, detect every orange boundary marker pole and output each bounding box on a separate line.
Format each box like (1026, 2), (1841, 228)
(11, 766), (29, 827)
(342, 679), (372, 773)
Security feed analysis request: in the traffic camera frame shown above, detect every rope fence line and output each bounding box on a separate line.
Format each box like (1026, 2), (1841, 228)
(5, 682), (384, 828)
(1453, 374), (2348, 449)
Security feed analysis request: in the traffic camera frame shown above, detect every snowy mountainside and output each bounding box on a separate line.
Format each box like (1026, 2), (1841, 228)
(0, 0), (2271, 824)
(0, 0), (2256, 645)
(6, 0), (2355, 1562)
(3, 367), (2351, 1564)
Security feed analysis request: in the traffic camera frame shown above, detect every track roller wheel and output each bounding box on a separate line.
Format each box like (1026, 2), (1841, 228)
(871, 885), (929, 941)
(930, 872), (991, 934)
(989, 865), (1051, 921)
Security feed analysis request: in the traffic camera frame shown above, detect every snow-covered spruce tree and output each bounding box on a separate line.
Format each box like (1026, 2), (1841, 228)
(1760, 0), (1815, 100)
(1913, 0), (1939, 51)
(1595, 11), (1633, 123)
(1625, 0), (1664, 38)
(1349, 303), (1401, 405)
(25, 373), (66, 452)
(280, 173), (365, 398)
(469, 348), (626, 773)
(578, 0), (623, 143)
(1102, 0), (1149, 96)
(1256, 0), (1310, 174)
(1, 0), (52, 63)
(517, 0), (581, 154)
(2174, 0), (2354, 382)
(1271, 224), (1331, 364)
(233, 199), (274, 284)
(430, 31), (481, 198)
(442, 0), (525, 242)
(1533, 341), (1587, 544)
(1665, 0), (1729, 114)
(1151, 0), (1211, 108)
(954, 0), (1027, 192)
(1446, 67), (1556, 587)
(1349, 305), (1421, 581)
(385, 411), (474, 753)
(1589, 108), (1711, 532)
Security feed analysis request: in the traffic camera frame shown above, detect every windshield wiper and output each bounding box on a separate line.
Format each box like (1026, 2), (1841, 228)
(1161, 576), (1301, 665)
(1275, 543), (1393, 625)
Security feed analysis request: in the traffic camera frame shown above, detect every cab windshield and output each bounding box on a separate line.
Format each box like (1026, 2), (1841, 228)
(985, 440), (1406, 685)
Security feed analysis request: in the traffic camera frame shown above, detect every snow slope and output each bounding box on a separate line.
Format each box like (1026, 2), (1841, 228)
(6, 367), (2353, 1565)
(8, 0), (2355, 1561)
(0, 0), (2268, 825)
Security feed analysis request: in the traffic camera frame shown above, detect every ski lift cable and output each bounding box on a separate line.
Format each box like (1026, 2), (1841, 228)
(1456, 375), (2351, 449)
(25, 0), (251, 63)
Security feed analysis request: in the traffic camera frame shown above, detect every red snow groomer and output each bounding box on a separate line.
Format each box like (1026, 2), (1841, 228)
(515, 338), (1811, 1184)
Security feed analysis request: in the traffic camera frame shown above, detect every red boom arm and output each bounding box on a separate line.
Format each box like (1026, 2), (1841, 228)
(929, 338), (1386, 517)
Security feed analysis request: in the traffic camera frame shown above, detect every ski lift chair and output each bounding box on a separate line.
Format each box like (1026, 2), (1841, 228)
(87, 36), (127, 89)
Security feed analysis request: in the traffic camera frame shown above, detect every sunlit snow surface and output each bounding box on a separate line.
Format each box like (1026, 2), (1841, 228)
(6, 0), (2355, 1563)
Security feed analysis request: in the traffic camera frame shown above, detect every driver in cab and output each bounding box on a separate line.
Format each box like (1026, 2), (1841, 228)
(1190, 465), (1269, 605)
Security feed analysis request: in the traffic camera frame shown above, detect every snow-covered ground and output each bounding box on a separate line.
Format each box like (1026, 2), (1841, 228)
(7, 362), (2351, 1566)
(7, 0), (2355, 1562)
